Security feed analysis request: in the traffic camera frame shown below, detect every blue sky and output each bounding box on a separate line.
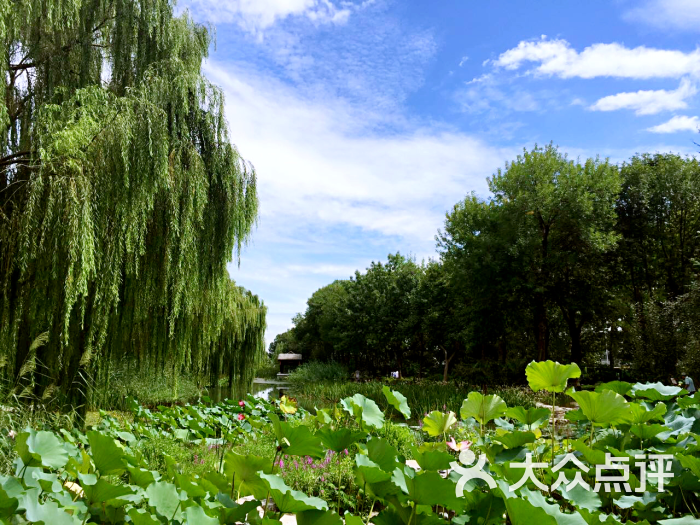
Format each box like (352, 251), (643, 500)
(178, 0), (700, 346)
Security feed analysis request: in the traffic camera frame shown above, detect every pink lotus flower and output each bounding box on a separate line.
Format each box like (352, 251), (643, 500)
(238, 400), (245, 407)
(237, 413), (245, 421)
(447, 436), (472, 452)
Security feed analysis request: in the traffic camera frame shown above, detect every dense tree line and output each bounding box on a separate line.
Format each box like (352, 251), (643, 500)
(274, 146), (700, 384)
(0, 0), (266, 408)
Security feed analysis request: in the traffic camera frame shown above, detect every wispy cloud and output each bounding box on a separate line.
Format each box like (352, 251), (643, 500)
(589, 78), (697, 115)
(624, 0), (700, 32)
(180, 0), (357, 32)
(647, 115), (700, 133)
(491, 37), (700, 79)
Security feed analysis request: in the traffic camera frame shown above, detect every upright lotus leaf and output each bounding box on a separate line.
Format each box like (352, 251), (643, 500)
(557, 484), (602, 513)
(15, 430), (69, 470)
(0, 487), (18, 519)
(519, 487), (587, 525)
(460, 392), (507, 425)
(595, 381), (633, 396)
(128, 508), (161, 525)
(185, 505), (219, 525)
(526, 360), (581, 393)
(382, 386), (411, 419)
(317, 428), (367, 453)
(631, 424), (668, 441)
(344, 512), (364, 525)
(267, 414), (325, 459)
(296, 510), (343, 525)
(504, 496), (557, 525)
(145, 481), (182, 520)
(83, 478), (135, 505)
(409, 446), (453, 471)
(492, 431), (536, 449)
(88, 430), (127, 475)
(630, 382), (686, 401)
(355, 455), (393, 484)
(404, 471), (463, 511)
(623, 402), (667, 424)
(259, 473), (328, 512)
(223, 452), (271, 499)
(569, 390), (630, 427)
(678, 392), (700, 408)
(19, 490), (78, 525)
(422, 411), (458, 437)
(216, 494), (261, 523)
(366, 438), (400, 472)
(506, 407), (551, 429)
(341, 394), (385, 430)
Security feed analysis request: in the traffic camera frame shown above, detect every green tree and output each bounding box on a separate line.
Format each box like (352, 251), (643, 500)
(0, 1), (265, 407)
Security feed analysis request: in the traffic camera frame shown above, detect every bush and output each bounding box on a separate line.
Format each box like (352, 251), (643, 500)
(255, 357), (279, 379)
(286, 361), (349, 385)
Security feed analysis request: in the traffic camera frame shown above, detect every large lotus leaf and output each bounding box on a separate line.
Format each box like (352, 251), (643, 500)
(366, 438), (400, 472)
(459, 490), (506, 525)
(216, 494), (261, 524)
(296, 510), (343, 525)
(405, 471), (463, 510)
(356, 454), (393, 483)
(631, 424), (668, 441)
(341, 394), (385, 430)
(88, 430), (127, 475)
(343, 512), (364, 525)
(557, 484), (602, 513)
(128, 508), (161, 525)
(460, 392), (507, 425)
(493, 431), (536, 449)
(678, 454), (700, 478)
(223, 452), (271, 499)
(578, 508), (626, 525)
(504, 496), (557, 525)
(623, 402), (667, 424)
(317, 428), (367, 453)
(185, 505), (219, 525)
(175, 473), (208, 499)
(521, 487), (587, 525)
(145, 480), (182, 520)
(658, 414), (695, 440)
(569, 390), (630, 427)
(267, 414), (325, 459)
(678, 392), (700, 408)
(259, 473), (328, 512)
(16, 430), (69, 470)
(422, 411), (458, 437)
(409, 446), (453, 471)
(20, 490), (78, 525)
(526, 360), (581, 393)
(506, 407), (551, 429)
(382, 386), (411, 419)
(83, 478), (135, 505)
(129, 467), (160, 488)
(630, 382), (686, 401)
(0, 487), (18, 519)
(595, 381), (633, 396)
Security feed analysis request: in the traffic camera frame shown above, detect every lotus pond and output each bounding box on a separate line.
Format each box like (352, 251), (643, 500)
(2, 360), (700, 524)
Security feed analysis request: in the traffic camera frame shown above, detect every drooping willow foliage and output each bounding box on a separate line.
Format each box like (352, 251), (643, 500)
(0, 0), (266, 406)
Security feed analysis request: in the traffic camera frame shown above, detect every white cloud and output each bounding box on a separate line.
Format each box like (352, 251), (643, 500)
(647, 115), (700, 133)
(589, 79), (697, 115)
(459, 56), (469, 67)
(624, 0), (700, 32)
(180, 0), (352, 31)
(492, 37), (700, 79)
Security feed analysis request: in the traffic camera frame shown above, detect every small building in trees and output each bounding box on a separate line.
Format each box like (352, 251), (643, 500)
(277, 353), (303, 377)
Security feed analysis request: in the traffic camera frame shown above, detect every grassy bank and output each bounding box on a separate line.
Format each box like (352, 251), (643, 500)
(289, 380), (536, 418)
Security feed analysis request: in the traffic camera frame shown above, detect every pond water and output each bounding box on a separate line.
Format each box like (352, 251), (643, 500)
(205, 380), (291, 403)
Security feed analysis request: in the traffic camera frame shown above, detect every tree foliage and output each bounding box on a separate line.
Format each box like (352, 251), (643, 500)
(0, 0), (265, 405)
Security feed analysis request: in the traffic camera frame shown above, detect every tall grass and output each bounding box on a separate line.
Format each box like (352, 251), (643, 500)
(290, 380), (536, 420)
(286, 361), (349, 385)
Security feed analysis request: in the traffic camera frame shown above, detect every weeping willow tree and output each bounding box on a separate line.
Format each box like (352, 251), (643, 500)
(0, 0), (266, 407)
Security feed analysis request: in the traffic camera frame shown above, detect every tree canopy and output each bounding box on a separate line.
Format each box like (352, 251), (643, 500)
(0, 0), (266, 406)
(277, 147), (700, 384)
